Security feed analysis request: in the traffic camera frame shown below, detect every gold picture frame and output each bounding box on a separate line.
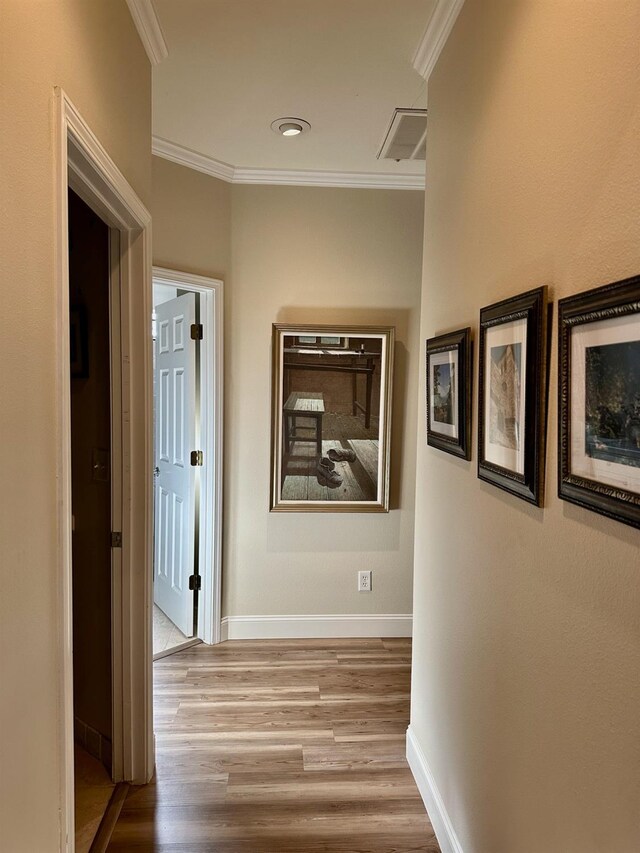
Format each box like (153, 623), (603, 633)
(270, 323), (395, 512)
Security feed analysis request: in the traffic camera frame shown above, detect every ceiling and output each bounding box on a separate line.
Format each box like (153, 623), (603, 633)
(151, 0), (437, 183)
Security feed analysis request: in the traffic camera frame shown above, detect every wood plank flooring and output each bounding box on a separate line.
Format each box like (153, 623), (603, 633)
(282, 440), (378, 502)
(107, 638), (439, 852)
(75, 744), (115, 853)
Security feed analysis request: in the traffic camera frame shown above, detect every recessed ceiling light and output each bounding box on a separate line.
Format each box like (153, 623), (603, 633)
(271, 117), (311, 137)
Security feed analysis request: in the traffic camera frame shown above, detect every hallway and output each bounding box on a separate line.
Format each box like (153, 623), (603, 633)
(107, 638), (438, 851)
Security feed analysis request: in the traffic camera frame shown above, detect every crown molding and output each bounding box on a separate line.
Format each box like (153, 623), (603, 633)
(152, 136), (235, 181)
(152, 136), (425, 190)
(126, 0), (168, 65)
(232, 167), (424, 190)
(413, 0), (465, 80)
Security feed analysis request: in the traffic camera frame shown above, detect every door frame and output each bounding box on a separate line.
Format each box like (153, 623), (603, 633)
(55, 89), (154, 851)
(152, 267), (224, 645)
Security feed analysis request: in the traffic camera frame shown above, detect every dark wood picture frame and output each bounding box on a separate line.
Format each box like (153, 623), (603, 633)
(426, 327), (472, 460)
(478, 286), (548, 505)
(558, 274), (640, 529)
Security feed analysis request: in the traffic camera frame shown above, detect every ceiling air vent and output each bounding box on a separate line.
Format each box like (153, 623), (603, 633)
(377, 108), (427, 162)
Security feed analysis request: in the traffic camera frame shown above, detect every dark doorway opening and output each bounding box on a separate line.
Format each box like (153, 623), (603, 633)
(68, 188), (115, 850)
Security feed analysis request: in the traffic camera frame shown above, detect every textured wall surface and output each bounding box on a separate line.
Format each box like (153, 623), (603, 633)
(410, 1), (640, 851)
(150, 169), (425, 621)
(152, 156), (231, 282)
(226, 185), (424, 618)
(0, 1), (150, 849)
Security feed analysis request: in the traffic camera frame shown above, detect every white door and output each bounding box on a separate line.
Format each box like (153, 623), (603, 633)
(154, 292), (197, 636)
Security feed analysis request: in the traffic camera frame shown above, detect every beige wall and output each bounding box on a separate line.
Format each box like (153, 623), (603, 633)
(411, 2), (640, 852)
(227, 185), (424, 617)
(152, 156), (231, 281)
(151, 165), (424, 619)
(0, 2), (150, 850)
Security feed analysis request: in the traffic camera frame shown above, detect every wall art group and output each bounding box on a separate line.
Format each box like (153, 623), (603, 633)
(425, 276), (640, 529)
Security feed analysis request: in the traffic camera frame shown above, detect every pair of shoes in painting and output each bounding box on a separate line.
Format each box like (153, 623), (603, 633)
(316, 447), (357, 488)
(317, 456), (342, 487)
(327, 447), (356, 463)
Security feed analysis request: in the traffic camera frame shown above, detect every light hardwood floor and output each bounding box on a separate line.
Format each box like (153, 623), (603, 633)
(75, 744), (115, 853)
(107, 638), (439, 852)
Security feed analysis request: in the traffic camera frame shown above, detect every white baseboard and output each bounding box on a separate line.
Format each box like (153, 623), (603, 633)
(220, 614), (412, 641)
(406, 725), (464, 853)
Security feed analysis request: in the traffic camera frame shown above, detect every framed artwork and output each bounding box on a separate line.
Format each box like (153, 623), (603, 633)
(558, 274), (640, 529)
(426, 327), (472, 459)
(478, 286), (548, 505)
(270, 323), (394, 512)
(70, 305), (89, 378)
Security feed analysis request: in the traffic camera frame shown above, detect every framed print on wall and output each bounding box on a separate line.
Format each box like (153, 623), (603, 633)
(478, 286), (549, 505)
(558, 274), (640, 529)
(270, 324), (395, 512)
(426, 327), (472, 459)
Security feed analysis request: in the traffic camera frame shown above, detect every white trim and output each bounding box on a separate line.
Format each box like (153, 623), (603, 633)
(55, 88), (154, 850)
(232, 167), (424, 190)
(413, 0), (465, 80)
(55, 91), (74, 853)
(109, 228), (124, 782)
(152, 137), (235, 182)
(152, 267), (224, 646)
(220, 614), (413, 641)
(406, 726), (465, 853)
(125, 0), (168, 65)
(152, 136), (425, 190)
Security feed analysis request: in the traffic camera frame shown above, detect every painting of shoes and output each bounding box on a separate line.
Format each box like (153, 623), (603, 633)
(317, 457), (343, 487)
(327, 447), (357, 463)
(271, 324), (394, 510)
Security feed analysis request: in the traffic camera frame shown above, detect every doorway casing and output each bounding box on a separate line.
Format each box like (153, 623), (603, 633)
(55, 89), (154, 851)
(152, 266), (224, 646)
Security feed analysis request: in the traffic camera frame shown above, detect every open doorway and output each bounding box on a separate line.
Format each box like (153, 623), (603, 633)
(56, 89), (154, 849)
(68, 189), (116, 849)
(151, 269), (224, 658)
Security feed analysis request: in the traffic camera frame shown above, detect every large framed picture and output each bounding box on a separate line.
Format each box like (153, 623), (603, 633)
(478, 286), (548, 505)
(270, 324), (394, 512)
(426, 328), (472, 459)
(558, 275), (640, 529)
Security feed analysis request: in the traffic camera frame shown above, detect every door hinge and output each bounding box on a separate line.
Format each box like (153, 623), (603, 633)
(190, 450), (204, 466)
(190, 323), (203, 341)
(110, 531), (122, 548)
(188, 574), (202, 591)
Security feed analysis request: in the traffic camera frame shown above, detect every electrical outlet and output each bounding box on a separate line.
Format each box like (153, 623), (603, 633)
(358, 570), (372, 592)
